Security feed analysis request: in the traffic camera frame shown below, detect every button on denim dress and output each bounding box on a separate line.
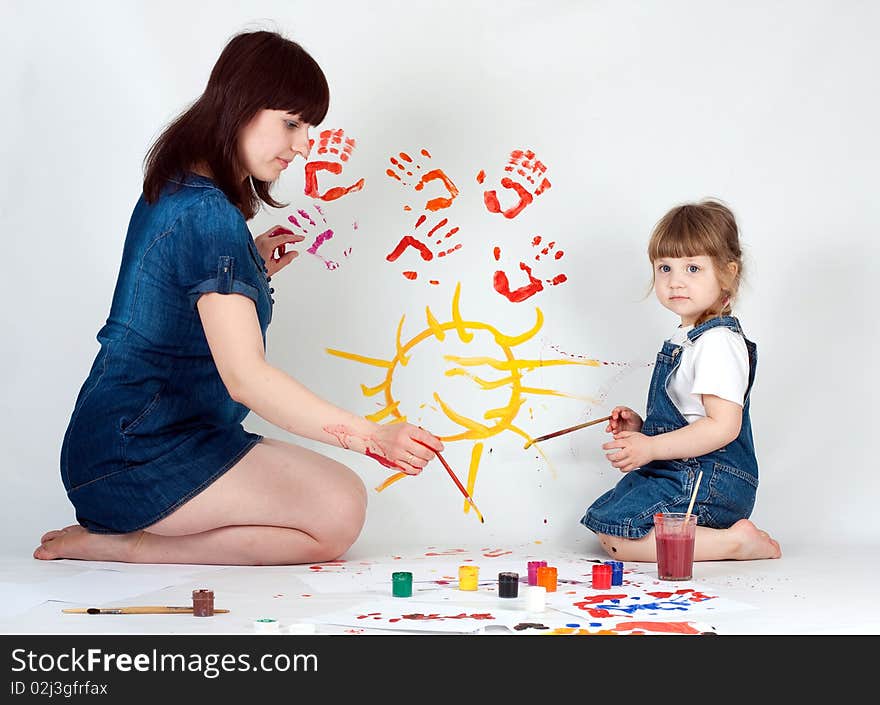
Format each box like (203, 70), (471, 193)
(581, 316), (759, 539)
(60, 174), (273, 533)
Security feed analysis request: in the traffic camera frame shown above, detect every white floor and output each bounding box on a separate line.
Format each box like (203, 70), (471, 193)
(2, 540), (878, 636)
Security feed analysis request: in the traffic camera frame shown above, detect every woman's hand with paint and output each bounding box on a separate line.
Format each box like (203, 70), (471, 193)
(605, 406), (643, 435)
(602, 431), (653, 473)
(367, 422), (444, 476)
(254, 225), (306, 277)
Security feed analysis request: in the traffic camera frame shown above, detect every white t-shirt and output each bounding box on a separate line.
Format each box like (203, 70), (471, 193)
(666, 325), (749, 424)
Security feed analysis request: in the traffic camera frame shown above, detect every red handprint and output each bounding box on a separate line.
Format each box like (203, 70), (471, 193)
(492, 236), (567, 303)
(304, 128), (366, 202)
(385, 214), (461, 282)
(477, 149), (551, 219)
(386, 148), (459, 212)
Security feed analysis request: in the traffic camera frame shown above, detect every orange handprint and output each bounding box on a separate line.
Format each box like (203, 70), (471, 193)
(477, 149), (552, 219)
(491, 236), (567, 303)
(385, 214), (462, 282)
(304, 128), (366, 202)
(385, 148), (460, 212)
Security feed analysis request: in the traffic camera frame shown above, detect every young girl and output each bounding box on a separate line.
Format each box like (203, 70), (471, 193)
(581, 199), (781, 562)
(34, 29), (443, 566)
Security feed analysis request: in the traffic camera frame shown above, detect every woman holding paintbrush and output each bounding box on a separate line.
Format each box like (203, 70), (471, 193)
(34, 30), (443, 566)
(580, 200), (781, 563)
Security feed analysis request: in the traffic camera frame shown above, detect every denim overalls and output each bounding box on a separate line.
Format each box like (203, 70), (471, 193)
(581, 316), (759, 539)
(60, 174), (273, 533)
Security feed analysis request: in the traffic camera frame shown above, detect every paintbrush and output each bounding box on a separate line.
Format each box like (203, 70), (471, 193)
(62, 606), (230, 615)
(523, 415), (613, 449)
(417, 441), (485, 523)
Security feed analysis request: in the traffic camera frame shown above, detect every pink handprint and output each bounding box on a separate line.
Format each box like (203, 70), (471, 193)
(477, 149), (552, 219)
(304, 128), (366, 202)
(285, 204), (357, 271)
(385, 148), (460, 212)
(491, 236), (567, 303)
(385, 214), (461, 282)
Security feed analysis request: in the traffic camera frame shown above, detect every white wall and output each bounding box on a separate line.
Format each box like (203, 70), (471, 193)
(1, 0), (877, 556)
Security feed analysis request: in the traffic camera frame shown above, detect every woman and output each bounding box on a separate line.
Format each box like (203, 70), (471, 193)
(35, 30), (443, 566)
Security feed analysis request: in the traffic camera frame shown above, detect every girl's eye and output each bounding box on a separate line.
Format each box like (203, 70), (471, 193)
(687, 265), (700, 273)
(658, 264), (671, 273)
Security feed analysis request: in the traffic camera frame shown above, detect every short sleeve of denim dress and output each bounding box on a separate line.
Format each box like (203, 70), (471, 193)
(60, 174), (274, 534)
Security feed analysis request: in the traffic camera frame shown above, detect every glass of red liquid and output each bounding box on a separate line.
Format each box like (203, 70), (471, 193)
(654, 512), (698, 580)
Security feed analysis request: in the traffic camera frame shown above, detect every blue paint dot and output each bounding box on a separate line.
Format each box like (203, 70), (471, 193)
(590, 622), (602, 627)
(566, 623), (580, 628)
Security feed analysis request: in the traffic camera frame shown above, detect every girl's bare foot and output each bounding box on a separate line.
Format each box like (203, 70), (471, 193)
(33, 525), (142, 563)
(728, 519), (782, 559)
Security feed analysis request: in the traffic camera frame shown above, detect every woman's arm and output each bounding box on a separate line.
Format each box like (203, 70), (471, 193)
(197, 292), (442, 473)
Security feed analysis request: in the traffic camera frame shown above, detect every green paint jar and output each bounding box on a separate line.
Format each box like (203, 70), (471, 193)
(392, 571), (413, 597)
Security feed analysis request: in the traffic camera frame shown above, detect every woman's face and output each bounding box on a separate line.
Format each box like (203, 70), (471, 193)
(238, 109), (312, 181)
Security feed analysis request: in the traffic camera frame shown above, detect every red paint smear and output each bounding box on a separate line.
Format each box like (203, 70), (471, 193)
(482, 549), (513, 558)
(554, 250), (564, 260)
(398, 612), (495, 621)
(420, 148), (431, 158)
(403, 271), (418, 280)
(493, 263), (544, 302)
(483, 177), (534, 219)
(615, 621), (701, 635)
(549, 273), (567, 285)
(476, 170), (485, 184)
(429, 279), (439, 285)
(399, 152), (413, 163)
(532, 235), (542, 246)
(365, 449), (403, 471)
(386, 236), (433, 262)
(493, 246), (501, 261)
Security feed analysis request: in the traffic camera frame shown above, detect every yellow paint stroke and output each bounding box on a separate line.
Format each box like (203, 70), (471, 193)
(464, 442), (483, 515)
(327, 283), (597, 508)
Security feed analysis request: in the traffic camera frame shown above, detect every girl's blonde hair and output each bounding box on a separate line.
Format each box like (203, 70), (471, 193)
(647, 199), (744, 325)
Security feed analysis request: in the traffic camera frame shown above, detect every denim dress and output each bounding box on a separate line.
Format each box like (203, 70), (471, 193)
(60, 174), (274, 533)
(581, 316), (759, 539)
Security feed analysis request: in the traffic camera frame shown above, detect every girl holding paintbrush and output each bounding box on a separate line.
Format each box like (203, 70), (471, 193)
(581, 199), (781, 562)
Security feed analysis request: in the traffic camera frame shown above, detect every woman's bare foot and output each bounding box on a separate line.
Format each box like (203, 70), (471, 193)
(33, 525), (143, 562)
(727, 519), (782, 559)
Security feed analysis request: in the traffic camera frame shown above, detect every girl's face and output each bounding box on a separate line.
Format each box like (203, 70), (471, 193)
(237, 109), (312, 182)
(653, 255), (725, 326)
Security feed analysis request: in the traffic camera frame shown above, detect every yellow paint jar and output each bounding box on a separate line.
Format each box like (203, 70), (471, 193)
(458, 565), (479, 591)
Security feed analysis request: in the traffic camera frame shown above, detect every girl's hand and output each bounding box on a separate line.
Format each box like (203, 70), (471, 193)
(367, 423), (444, 476)
(605, 406), (643, 435)
(602, 431), (653, 473)
(254, 225), (306, 277)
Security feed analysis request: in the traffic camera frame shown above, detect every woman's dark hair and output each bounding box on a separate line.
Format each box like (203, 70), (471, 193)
(143, 30), (329, 219)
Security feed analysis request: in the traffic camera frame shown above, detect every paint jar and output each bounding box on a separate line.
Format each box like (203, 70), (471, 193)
(527, 560), (547, 586)
(536, 566), (557, 593)
(392, 571), (413, 598)
(191, 589), (214, 617)
(525, 585), (546, 612)
(498, 572), (519, 598)
(458, 565), (479, 591)
(604, 560), (624, 586)
(592, 564), (612, 589)
(654, 512), (698, 580)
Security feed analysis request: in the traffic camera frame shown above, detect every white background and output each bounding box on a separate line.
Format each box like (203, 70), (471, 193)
(1, 0), (877, 556)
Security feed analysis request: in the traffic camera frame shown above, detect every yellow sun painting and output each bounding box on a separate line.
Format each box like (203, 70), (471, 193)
(326, 283), (601, 520)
